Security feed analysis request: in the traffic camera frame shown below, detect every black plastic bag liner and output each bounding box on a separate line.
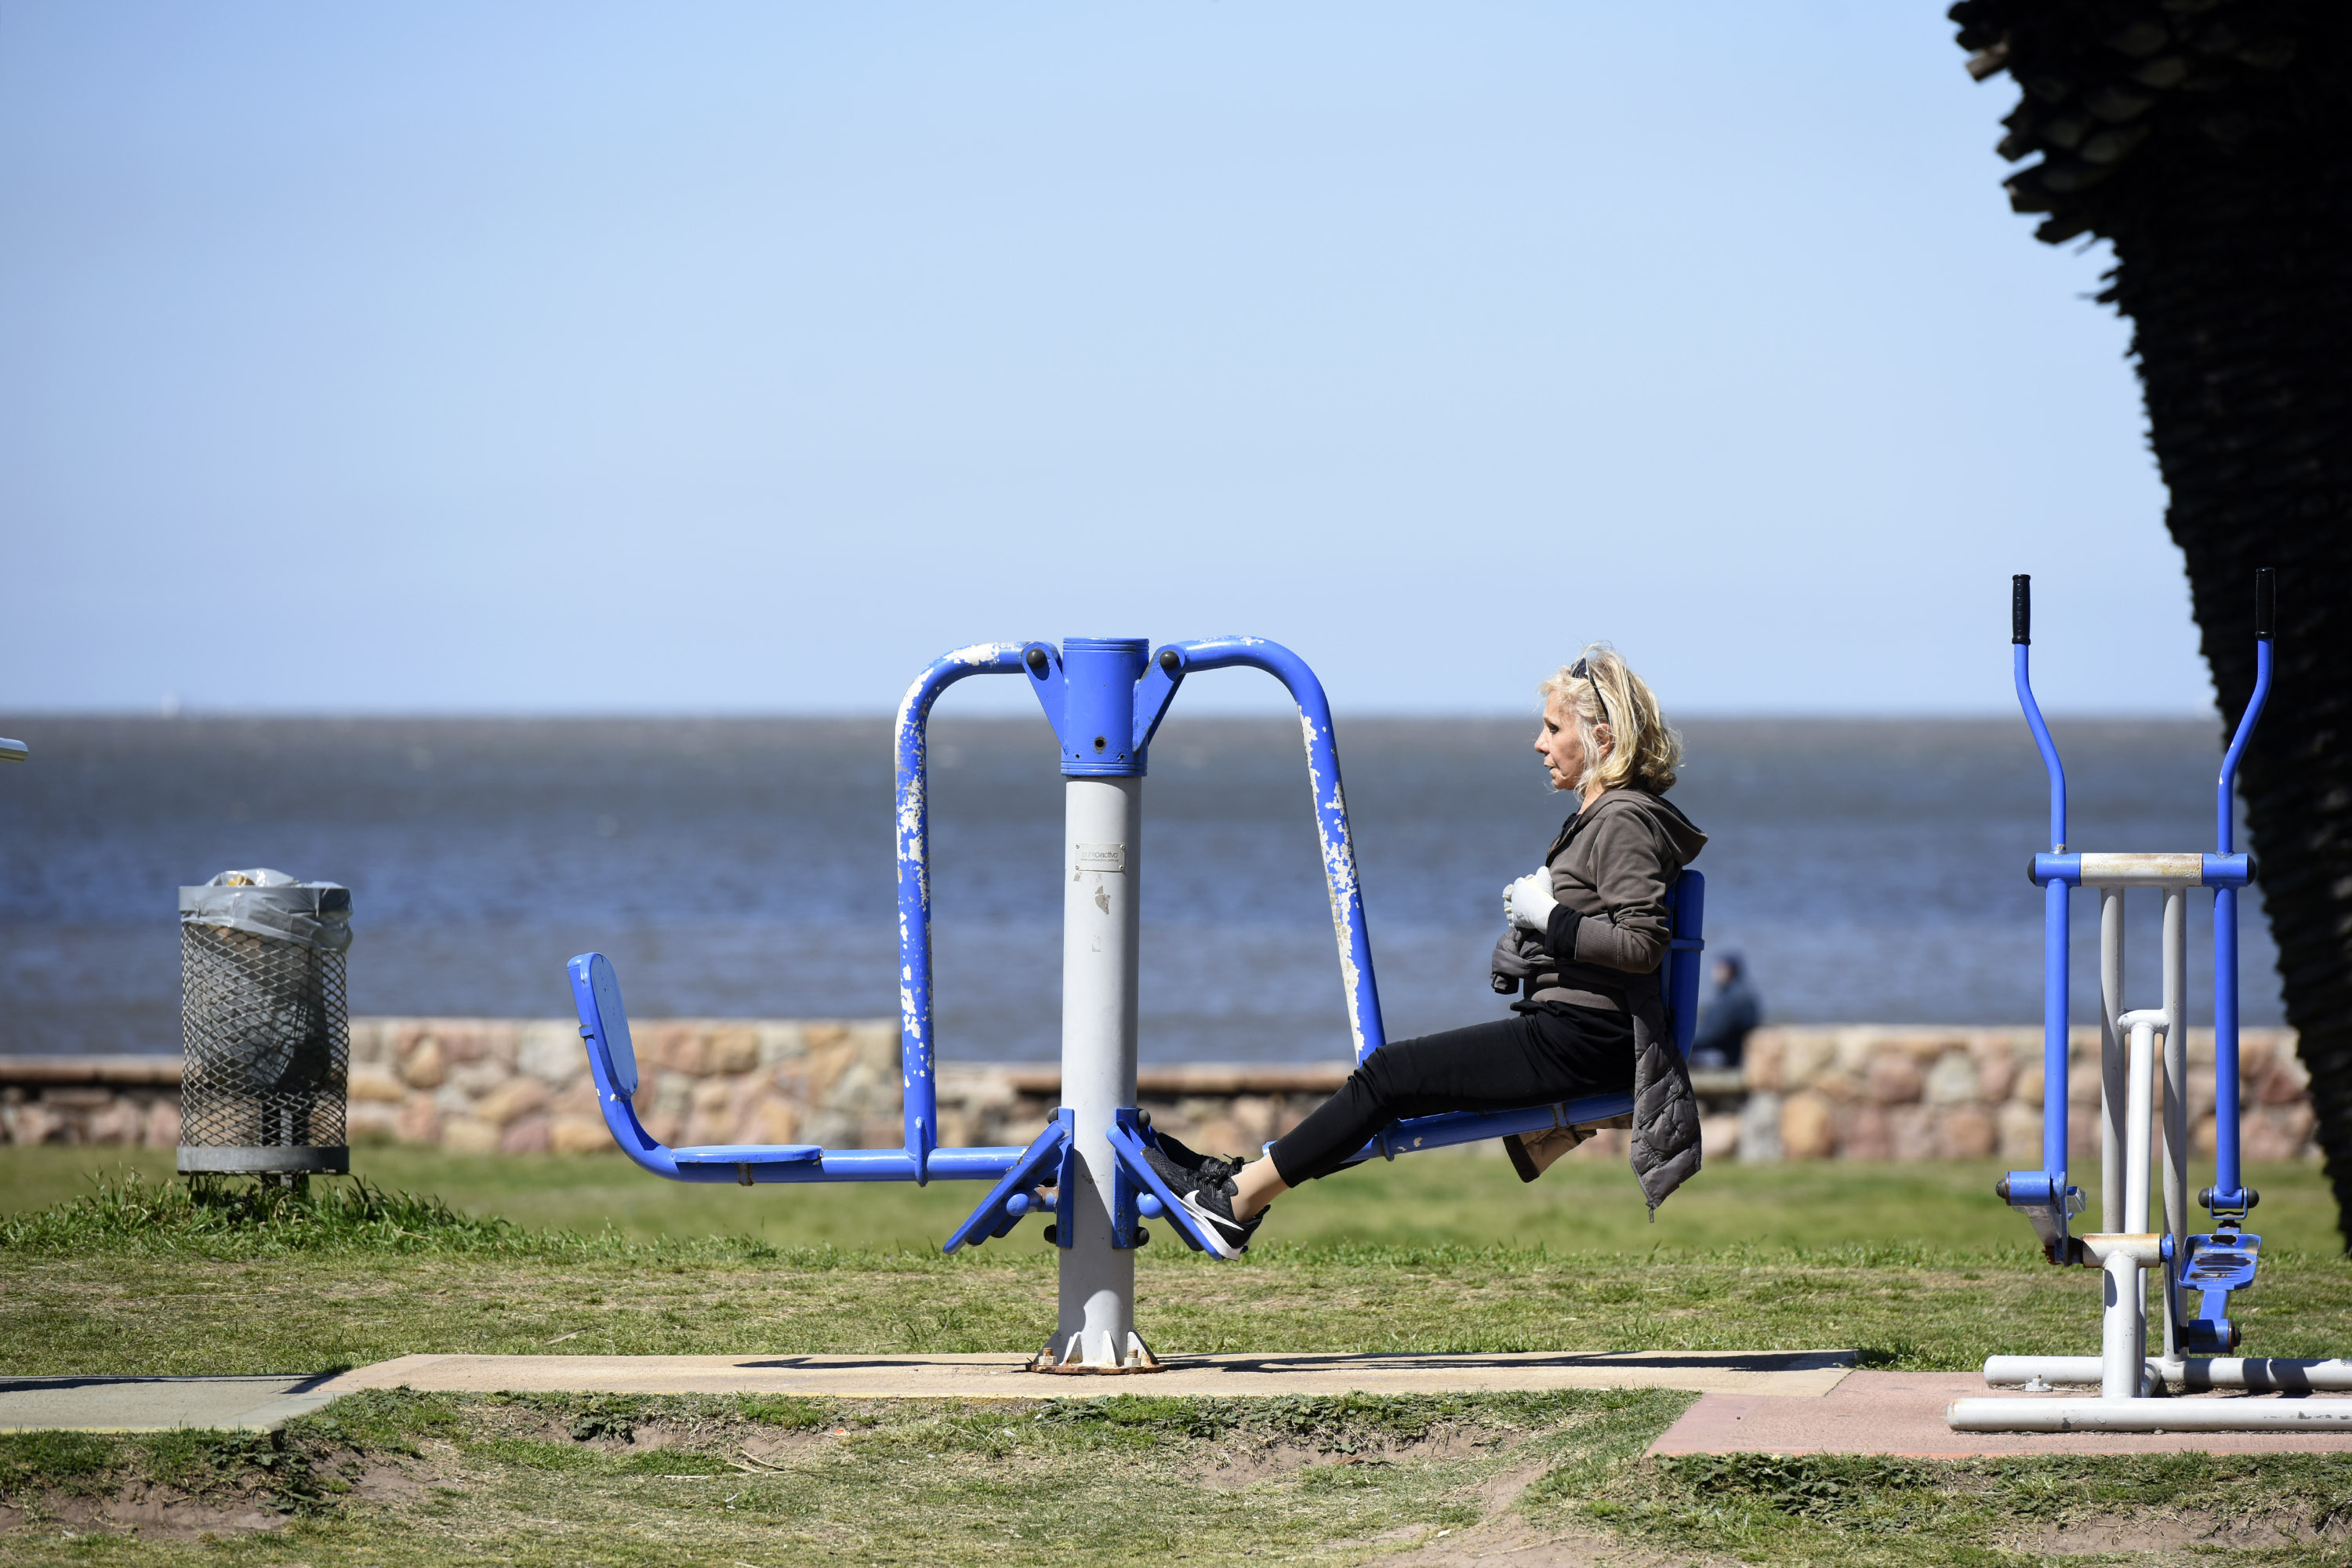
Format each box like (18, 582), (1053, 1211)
(178, 868), (352, 953)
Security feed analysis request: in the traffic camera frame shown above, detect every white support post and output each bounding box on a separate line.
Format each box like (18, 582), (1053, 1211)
(2160, 884), (2190, 1362)
(2099, 887), (2127, 1236)
(1039, 775), (1154, 1371)
(2120, 1008), (2160, 1383)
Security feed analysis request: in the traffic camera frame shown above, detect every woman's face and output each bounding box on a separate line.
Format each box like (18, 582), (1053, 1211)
(1535, 691), (1603, 793)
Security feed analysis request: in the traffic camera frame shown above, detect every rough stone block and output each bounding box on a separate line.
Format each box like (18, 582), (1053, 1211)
(1780, 1092), (1835, 1160)
(1937, 1105), (1998, 1160)
(1813, 1070), (1863, 1106)
(1835, 1103), (1891, 1161)
(649, 1024), (706, 1077)
(481, 1022), (521, 1068)
(650, 1072), (693, 1122)
(1997, 1102), (2042, 1165)
(143, 1098), (182, 1149)
(2241, 1106), (2313, 1161)
(757, 1022), (808, 1065)
(85, 1100), (143, 1145)
(1697, 1115), (1740, 1160)
(443, 1117), (501, 1154)
(1780, 1033), (1837, 1091)
(347, 1102), (401, 1145)
(349, 1068), (405, 1104)
(550, 1114), (612, 1155)
(450, 1061), (510, 1098)
(499, 1114), (551, 1155)
(2192, 1112), (2219, 1157)
(1973, 1044), (2018, 1106)
(399, 1037), (447, 1090)
(797, 1109), (856, 1150)
(518, 1022), (582, 1084)
(441, 1023), (491, 1065)
(1867, 1054), (1923, 1106)
(2258, 1052), (2311, 1105)
(347, 1018), (390, 1067)
(1738, 1091), (1784, 1163)
(2014, 1065), (2043, 1106)
(476, 1077), (552, 1129)
(397, 1098), (441, 1145)
(708, 1026), (760, 1076)
(1886, 1105), (1935, 1160)
(1925, 1051), (1981, 1107)
(1743, 1033), (1786, 1093)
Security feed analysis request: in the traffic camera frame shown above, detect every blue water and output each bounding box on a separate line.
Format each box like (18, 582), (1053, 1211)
(0, 713), (2285, 1061)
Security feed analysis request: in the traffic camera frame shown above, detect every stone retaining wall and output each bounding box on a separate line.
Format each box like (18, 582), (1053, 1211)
(1734, 1025), (2316, 1164)
(0, 1021), (2321, 1165)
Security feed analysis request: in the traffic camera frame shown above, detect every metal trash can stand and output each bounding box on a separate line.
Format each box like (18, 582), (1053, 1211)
(178, 868), (353, 1175)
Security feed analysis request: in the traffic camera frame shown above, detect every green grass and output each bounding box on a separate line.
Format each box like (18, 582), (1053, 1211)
(6, 1141), (2345, 1254)
(5, 1149), (2351, 1564)
(3, 1148), (2347, 1380)
(3, 1389), (2350, 1566)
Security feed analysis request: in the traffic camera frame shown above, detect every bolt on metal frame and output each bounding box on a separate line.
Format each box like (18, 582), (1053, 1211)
(564, 634), (1704, 1373)
(1949, 572), (2352, 1434)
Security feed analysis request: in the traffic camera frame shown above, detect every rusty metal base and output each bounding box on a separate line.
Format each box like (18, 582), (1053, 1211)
(1028, 1331), (1166, 1374)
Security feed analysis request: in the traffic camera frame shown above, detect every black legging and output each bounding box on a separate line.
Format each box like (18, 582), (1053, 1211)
(1267, 1005), (1635, 1186)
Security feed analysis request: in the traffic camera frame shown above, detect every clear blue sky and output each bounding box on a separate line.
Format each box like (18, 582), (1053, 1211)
(2, 2), (2209, 717)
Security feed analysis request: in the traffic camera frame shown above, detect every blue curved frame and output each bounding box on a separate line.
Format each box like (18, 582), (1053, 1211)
(564, 635), (1708, 1249)
(2000, 572), (2274, 1256)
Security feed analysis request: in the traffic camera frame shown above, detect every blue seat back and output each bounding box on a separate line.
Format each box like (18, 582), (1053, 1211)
(1661, 869), (1707, 1058)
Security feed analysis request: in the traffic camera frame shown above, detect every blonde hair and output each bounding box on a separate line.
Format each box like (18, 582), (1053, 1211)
(1539, 644), (1682, 794)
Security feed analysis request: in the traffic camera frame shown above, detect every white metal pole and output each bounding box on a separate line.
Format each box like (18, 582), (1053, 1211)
(1985, 1355), (2352, 1392)
(1951, 1398), (2352, 1433)
(2161, 885), (2189, 1359)
(2118, 1011), (2164, 1391)
(2099, 887), (2126, 1234)
(2100, 1250), (2141, 1399)
(1044, 775), (1149, 1370)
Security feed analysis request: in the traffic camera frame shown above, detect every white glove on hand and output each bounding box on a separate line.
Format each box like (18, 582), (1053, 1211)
(1504, 870), (1557, 932)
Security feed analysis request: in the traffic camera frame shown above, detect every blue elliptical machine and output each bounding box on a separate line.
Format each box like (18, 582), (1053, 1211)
(567, 637), (1704, 1373)
(1950, 572), (2352, 1432)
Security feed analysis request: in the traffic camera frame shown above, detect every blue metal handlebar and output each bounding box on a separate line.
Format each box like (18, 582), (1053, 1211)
(2211, 574), (2275, 1208)
(2009, 579), (2072, 1198)
(1157, 637), (1389, 1063)
(894, 644), (1031, 1179)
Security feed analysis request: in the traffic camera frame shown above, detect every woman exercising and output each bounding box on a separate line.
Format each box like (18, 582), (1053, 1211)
(1148, 645), (1707, 1257)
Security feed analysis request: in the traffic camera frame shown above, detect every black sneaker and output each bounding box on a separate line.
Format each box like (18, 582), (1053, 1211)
(1172, 1168), (1266, 1260)
(1147, 1130), (1243, 1186)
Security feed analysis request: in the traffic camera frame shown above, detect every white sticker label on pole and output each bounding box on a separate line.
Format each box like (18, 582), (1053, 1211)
(1075, 844), (1127, 873)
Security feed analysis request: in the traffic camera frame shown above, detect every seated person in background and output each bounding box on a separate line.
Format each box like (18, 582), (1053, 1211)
(1688, 953), (1760, 1070)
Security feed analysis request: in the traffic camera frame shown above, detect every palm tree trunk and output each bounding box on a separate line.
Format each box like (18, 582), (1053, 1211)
(2109, 155), (2352, 1243)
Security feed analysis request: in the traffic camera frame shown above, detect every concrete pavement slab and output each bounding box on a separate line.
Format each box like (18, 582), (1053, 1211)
(321, 1348), (1859, 1401)
(0, 1376), (343, 1433)
(1649, 1371), (2352, 1457)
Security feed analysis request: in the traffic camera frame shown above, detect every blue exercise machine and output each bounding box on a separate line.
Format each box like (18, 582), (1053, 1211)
(1951, 571), (2352, 1432)
(568, 636), (1704, 1372)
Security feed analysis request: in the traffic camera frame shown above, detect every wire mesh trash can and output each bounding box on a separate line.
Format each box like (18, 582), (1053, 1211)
(178, 868), (353, 1175)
